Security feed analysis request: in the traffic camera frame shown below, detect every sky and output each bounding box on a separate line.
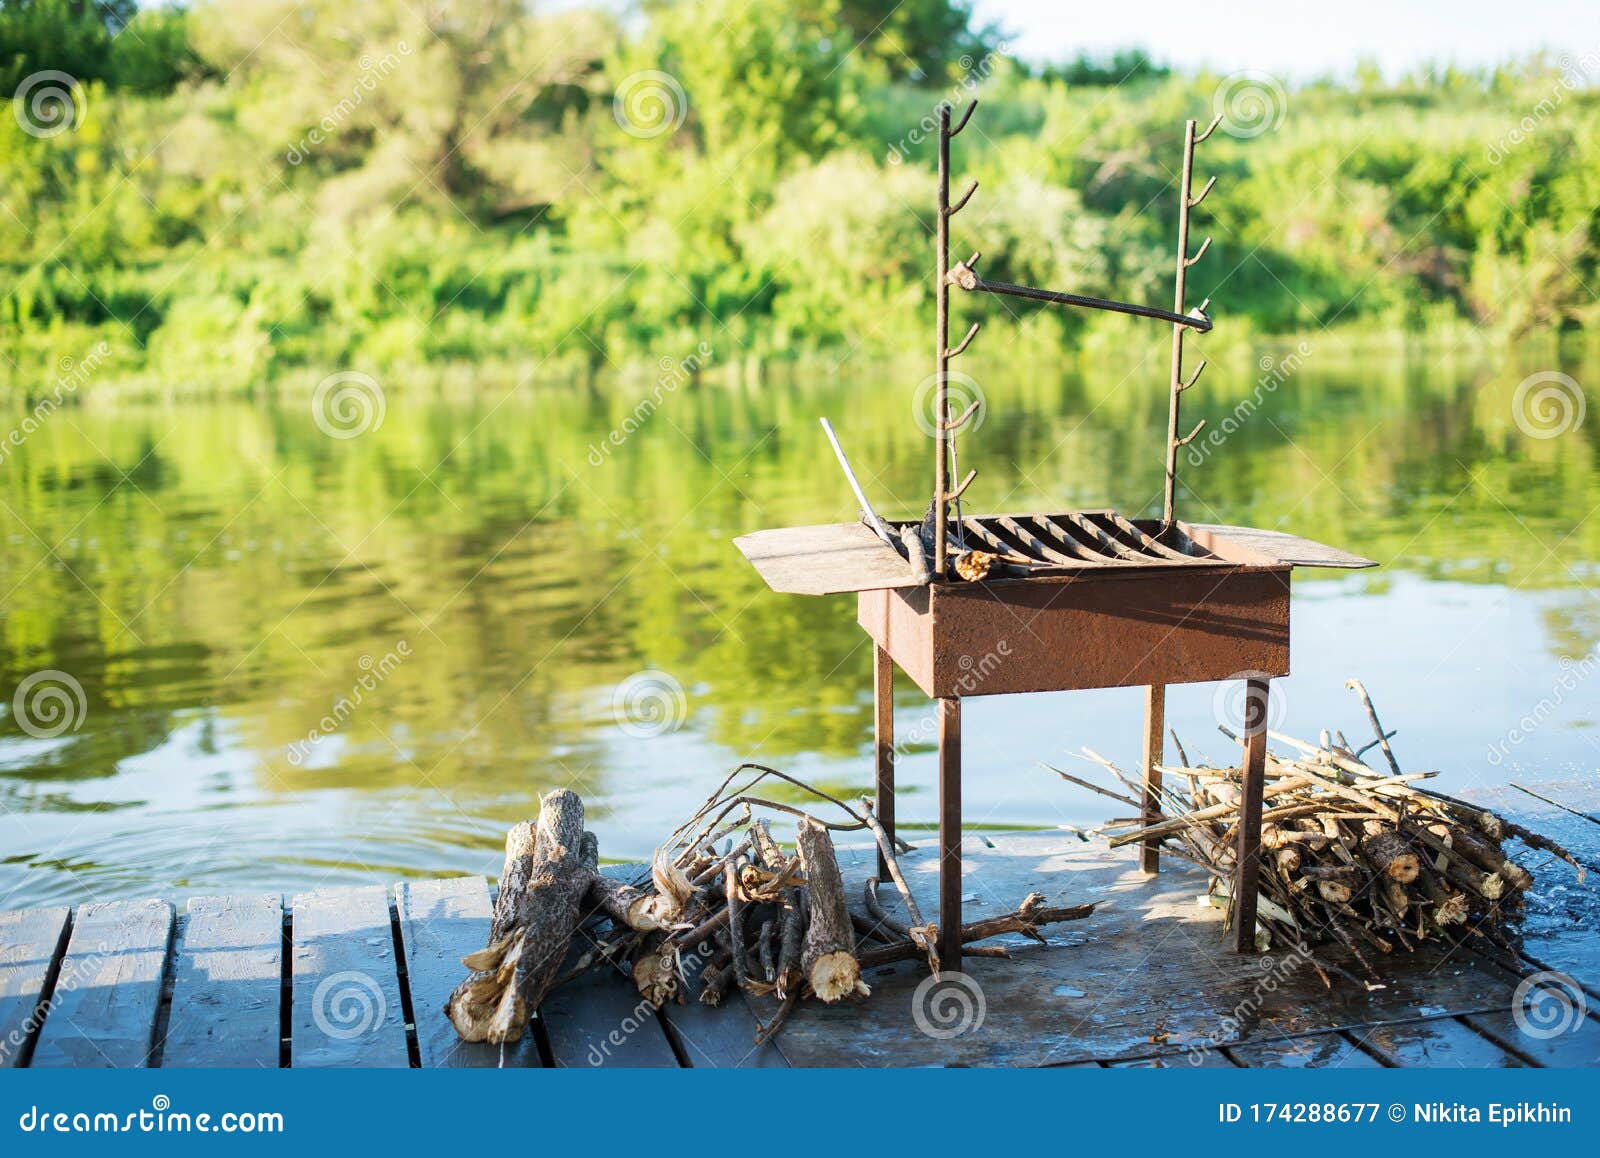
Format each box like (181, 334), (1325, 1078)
(973, 0), (1600, 80)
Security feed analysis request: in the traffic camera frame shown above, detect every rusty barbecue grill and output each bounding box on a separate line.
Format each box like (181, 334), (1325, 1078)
(736, 101), (1376, 969)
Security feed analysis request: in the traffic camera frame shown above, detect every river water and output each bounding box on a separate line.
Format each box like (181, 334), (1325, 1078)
(1, 345), (1596, 907)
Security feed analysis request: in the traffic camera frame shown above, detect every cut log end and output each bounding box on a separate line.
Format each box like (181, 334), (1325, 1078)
(807, 951), (871, 1003)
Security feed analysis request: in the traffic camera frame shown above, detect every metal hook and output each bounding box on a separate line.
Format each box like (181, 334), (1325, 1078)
(950, 100), (978, 137)
(1179, 359), (1208, 392)
(1193, 112), (1224, 143)
(948, 180), (979, 216)
(946, 322), (981, 359)
(946, 469), (978, 501)
(1184, 236), (1212, 267)
(943, 398), (982, 431)
(1188, 175), (1217, 208)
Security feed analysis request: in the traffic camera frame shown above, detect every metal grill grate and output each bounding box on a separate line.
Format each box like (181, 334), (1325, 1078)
(927, 511), (1222, 575)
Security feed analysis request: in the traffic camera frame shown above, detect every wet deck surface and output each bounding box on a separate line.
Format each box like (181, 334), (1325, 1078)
(1, 783), (1596, 1068)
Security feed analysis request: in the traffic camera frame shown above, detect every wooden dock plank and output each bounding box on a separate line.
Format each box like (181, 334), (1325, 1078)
(162, 894), (283, 1069)
(659, 954), (789, 1069)
(289, 886), (409, 1068)
(538, 865), (680, 1068)
(396, 877), (541, 1068)
(1353, 1016), (1528, 1068)
(1460, 1009), (1600, 1067)
(30, 899), (173, 1069)
(1227, 1031), (1382, 1068)
(0, 906), (71, 1068)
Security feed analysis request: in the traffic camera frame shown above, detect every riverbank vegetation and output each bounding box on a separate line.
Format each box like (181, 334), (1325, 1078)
(2, 0), (1598, 398)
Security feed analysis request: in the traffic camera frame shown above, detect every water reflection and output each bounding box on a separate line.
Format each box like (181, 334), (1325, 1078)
(1, 347), (1596, 906)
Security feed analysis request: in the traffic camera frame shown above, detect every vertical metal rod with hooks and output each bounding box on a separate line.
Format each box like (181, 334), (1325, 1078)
(1163, 113), (1218, 527)
(1162, 120), (1198, 527)
(933, 103), (952, 578)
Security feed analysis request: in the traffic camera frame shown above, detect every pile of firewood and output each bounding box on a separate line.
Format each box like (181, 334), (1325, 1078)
(1050, 686), (1587, 983)
(446, 764), (1095, 1045)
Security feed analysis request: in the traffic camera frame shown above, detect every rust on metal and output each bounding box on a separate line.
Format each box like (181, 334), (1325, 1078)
(857, 566), (1292, 700)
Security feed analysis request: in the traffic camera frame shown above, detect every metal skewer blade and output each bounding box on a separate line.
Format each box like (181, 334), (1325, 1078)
(819, 417), (895, 547)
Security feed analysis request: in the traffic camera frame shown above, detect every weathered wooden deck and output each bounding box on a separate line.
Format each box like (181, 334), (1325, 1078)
(2, 783), (1597, 1069)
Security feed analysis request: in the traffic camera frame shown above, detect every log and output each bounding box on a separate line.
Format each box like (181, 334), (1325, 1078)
(1315, 880), (1354, 905)
(795, 819), (869, 1002)
(1417, 864), (1469, 926)
(446, 790), (594, 1044)
(1439, 824), (1535, 891)
(775, 888), (804, 999)
(586, 850), (692, 932)
(1361, 828), (1421, 884)
(632, 933), (676, 1007)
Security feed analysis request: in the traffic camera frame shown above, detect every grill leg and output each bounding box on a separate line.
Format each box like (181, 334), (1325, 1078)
(874, 645), (895, 880)
(937, 696), (962, 970)
(1141, 684), (1166, 874)
(1233, 676), (1270, 953)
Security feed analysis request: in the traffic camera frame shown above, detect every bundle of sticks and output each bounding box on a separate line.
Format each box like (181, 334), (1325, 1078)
(446, 763), (1096, 1045)
(1050, 687), (1587, 984)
